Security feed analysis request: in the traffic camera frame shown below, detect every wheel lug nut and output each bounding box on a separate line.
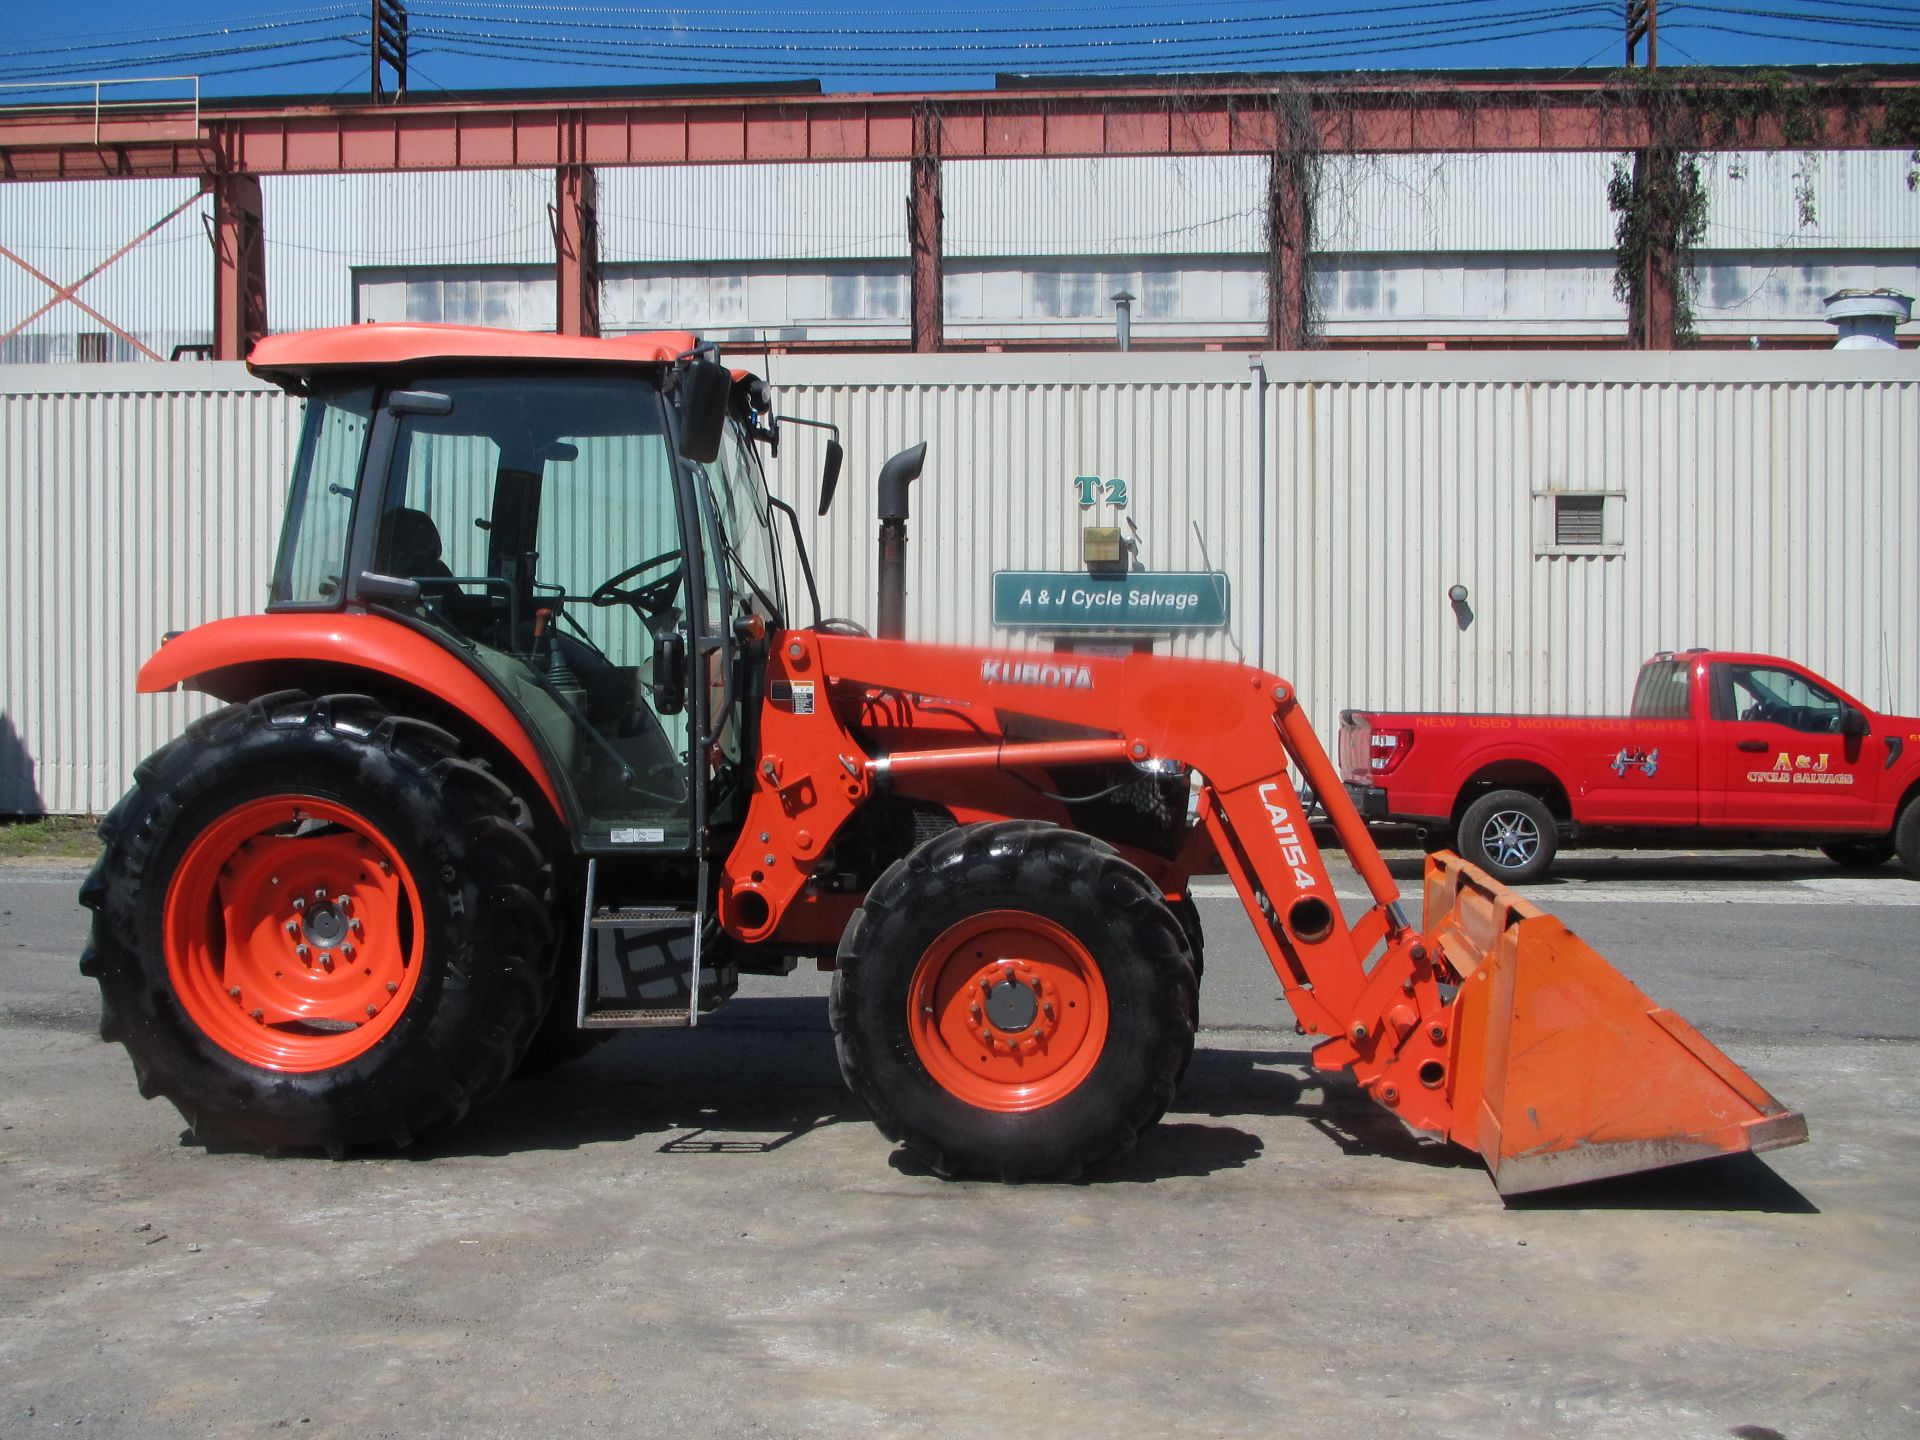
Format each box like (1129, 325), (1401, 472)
(285, 921), (300, 936)
(250, 1009), (264, 1021)
(314, 888), (327, 901)
(349, 919), (363, 935)
(366, 1005), (378, 1017)
(319, 953), (334, 971)
(295, 944), (311, 961)
(337, 896), (353, 915)
(386, 982), (399, 994)
(291, 897), (306, 912)
(341, 944), (356, 961)
(227, 987), (242, 999)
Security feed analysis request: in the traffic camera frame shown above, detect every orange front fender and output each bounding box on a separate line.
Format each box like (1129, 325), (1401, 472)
(138, 613), (565, 818)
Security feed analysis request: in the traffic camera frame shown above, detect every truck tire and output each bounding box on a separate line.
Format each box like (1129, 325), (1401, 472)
(1820, 837), (1896, 870)
(79, 692), (556, 1155)
(1457, 789), (1559, 884)
(831, 820), (1196, 1180)
(1897, 799), (1920, 880)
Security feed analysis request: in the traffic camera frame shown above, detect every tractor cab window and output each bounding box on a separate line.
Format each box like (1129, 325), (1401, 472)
(686, 416), (787, 771)
(693, 418), (786, 629)
(369, 373), (699, 850)
(273, 386), (375, 605)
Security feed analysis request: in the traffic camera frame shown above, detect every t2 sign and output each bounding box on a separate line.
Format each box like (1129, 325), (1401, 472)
(1073, 476), (1129, 509)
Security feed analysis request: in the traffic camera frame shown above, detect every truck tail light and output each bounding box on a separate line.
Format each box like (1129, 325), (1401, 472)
(1369, 729), (1414, 777)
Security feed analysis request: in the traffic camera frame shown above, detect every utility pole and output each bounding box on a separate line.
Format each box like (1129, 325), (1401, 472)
(1626, 0), (1658, 67)
(371, 0), (409, 104)
(908, 102), (944, 353)
(1624, 0), (1678, 350)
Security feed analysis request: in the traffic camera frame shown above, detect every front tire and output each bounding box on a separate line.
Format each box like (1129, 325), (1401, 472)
(1820, 836), (1896, 870)
(1457, 789), (1559, 884)
(1897, 799), (1920, 880)
(831, 821), (1196, 1180)
(80, 692), (556, 1155)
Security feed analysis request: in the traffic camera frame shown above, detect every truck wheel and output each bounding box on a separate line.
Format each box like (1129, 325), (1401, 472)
(1820, 837), (1896, 870)
(1897, 800), (1920, 880)
(79, 692), (556, 1155)
(831, 821), (1196, 1180)
(1457, 789), (1558, 884)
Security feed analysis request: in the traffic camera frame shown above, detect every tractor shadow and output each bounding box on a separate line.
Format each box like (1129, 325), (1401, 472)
(1367, 845), (1907, 890)
(1500, 1152), (1817, 1214)
(410, 998), (1815, 1209)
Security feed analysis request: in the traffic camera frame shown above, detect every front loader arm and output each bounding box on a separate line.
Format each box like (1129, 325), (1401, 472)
(727, 632), (1805, 1193)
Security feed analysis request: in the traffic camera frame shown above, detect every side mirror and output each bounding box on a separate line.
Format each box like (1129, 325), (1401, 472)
(673, 359), (732, 464)
(1842, 705), (1871, 738)
(819, 438), (845, 517)
(651, 630), (688, 716)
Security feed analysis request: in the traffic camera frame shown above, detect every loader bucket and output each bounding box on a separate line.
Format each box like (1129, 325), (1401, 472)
(1425, 855), (1807, 1195)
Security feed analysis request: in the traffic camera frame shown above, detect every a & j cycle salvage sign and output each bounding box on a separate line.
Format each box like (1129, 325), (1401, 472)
(992, 571), (1232, 630)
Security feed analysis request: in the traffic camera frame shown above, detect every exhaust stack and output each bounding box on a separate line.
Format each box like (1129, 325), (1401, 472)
(875, 443), (927, 641)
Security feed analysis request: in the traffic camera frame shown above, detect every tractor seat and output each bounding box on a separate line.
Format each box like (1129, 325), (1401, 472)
(383, 507), (455, 581)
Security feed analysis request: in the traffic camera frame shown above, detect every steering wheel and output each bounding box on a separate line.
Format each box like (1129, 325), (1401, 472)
(589, 551), (683, 618)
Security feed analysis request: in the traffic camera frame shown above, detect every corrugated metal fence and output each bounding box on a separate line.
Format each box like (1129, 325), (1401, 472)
(3, 351), (1915, 814)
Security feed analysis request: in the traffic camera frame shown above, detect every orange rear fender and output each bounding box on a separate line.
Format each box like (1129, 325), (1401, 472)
(137, 613), (566, 818)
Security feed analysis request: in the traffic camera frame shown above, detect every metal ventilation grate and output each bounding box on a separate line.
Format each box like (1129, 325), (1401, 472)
(1554, 493), (1606, 547)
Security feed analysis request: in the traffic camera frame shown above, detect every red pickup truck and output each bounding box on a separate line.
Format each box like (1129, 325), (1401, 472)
(1339, 650), (1920, 883)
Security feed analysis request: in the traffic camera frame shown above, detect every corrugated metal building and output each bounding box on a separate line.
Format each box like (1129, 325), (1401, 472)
(4, 151), (1917, 357)
(4, 350), (1914, 815)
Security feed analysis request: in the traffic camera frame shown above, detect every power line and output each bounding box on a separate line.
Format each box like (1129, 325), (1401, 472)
(1665, 19), (1920, 51)
(4, 33), (363, 84)
(418, 17), (1623, 77)
(406, 0), (1557, 42)
(0, 9), (358, 65)
(409, 6), (1620, 65)
(1678, 2), (1920, 33)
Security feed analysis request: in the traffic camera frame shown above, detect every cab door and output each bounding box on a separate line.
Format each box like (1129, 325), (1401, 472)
(1709, 661), (1878, 829)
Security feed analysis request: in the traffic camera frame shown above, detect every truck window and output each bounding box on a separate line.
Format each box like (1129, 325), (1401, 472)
(1722, 664), (1847, 734)
(1629, 660), (1691, 718)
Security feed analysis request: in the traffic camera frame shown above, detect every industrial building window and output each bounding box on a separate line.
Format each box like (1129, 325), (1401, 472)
(1533, 490), (1625, 556)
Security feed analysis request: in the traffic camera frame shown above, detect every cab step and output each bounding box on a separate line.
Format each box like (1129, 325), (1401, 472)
(574, 864), (737, 1028)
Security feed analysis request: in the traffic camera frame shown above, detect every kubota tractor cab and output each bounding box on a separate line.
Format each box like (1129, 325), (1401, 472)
(83, 324), (1806, 1192)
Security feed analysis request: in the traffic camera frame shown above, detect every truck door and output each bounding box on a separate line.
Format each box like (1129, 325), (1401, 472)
(1708, 661), (1878, 829)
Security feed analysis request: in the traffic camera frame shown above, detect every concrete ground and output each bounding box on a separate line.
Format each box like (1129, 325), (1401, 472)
(2, 849), (1917, 1439)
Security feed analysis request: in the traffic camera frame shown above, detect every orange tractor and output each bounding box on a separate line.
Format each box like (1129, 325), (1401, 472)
(83, 325), (1805, 1192)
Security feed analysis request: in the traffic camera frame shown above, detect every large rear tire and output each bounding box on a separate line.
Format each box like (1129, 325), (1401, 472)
(79, 692), (556, 1155)
(831, 821), (1196, 1180)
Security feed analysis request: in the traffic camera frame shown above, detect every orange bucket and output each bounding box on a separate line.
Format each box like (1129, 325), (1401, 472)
(1424, 855), (1807, 1195)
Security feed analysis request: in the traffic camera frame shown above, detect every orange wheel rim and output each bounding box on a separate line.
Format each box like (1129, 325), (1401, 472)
(163, 794), (426, 1073)
(906, 909), (1109, 1113)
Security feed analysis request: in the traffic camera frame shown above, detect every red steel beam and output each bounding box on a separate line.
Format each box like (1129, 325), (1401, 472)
(554, 165), (601, 338)
(3, 77), (1916, 180)
(209, 173), (267, 361)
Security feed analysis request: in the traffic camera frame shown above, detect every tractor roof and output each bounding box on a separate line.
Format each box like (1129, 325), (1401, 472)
(248, 323), (702, 382)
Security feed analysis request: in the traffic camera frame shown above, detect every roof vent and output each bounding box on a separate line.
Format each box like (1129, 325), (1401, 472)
(1823, 288), (1912, 350)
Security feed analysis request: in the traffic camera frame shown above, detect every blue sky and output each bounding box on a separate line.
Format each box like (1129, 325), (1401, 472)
(3, 1), (1918, 102)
